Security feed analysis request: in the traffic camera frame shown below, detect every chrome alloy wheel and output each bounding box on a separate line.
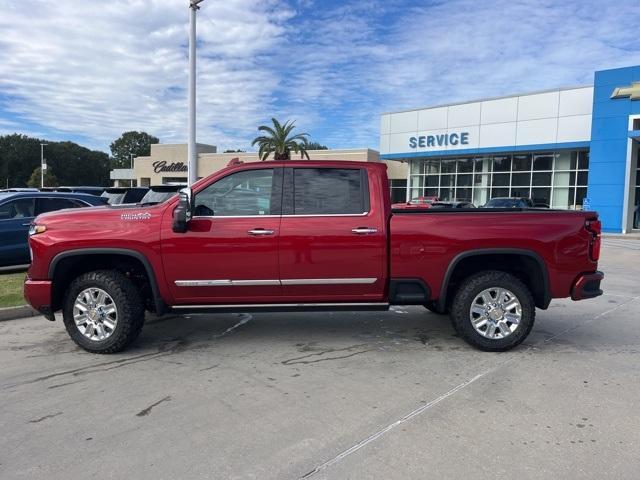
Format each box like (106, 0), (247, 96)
(73, 288), (118, 341)
(469, 287), (522, 339)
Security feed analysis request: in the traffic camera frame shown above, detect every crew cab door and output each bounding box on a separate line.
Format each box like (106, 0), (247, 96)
(161, 167), (283, 304)
(278, 167), (386, 302)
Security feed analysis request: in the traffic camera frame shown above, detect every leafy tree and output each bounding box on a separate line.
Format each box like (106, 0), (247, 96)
(0, 134), (110, 187)
(251, 118), (310, 161)
(109, 131), (159, 168)
(305, 142), (328, 150)
(27, 167), (58, 188)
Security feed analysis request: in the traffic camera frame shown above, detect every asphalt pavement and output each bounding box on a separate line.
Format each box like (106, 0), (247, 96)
(1, 239), (639, 479)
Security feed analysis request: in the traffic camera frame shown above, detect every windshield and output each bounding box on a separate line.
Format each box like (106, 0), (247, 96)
(484, 198), (521, 208)
(140, 189), (178, 204)
(101, 191), (126, 205)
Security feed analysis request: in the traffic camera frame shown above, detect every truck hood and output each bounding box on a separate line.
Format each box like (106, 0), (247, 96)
(34, 202), (169, 227)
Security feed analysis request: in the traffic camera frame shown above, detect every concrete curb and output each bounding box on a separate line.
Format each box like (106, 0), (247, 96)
(0, 305), (40, 322)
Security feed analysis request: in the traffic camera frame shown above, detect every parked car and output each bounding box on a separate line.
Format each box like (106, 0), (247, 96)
(0, 192), (107, 268)
(429, 201), (476, 208)
(100, 187), (148, 205)
(25, 161), (603, 354)
(392, 196), (440, 209)
(41, 186), (106, 196)
(139, 185), (186, 205)
(483, 197), (535, 208)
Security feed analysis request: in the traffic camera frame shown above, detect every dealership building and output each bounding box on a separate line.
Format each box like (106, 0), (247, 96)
(380, 65), (640, 233)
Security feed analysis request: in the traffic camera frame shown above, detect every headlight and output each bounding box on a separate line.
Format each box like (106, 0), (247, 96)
(28, 224), (47, 236)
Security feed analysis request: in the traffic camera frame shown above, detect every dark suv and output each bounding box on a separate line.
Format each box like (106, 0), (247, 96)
(0, 192), (107, 268)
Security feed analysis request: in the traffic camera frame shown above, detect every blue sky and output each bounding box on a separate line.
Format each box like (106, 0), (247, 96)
(0, 0), (639, 154)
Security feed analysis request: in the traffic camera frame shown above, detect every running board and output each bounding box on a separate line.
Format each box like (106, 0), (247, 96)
(169, 302), (389, 314)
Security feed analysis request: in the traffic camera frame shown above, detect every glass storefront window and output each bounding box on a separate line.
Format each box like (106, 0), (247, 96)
(533, 154), (553, 171)
(456, 174), (472, 187)
(492, 173), (510, 186)
(511, 172), (531, 186)
(513, 154), (532, 171)
(441, 160), (456, 173)
(510, 186), (530, 198)
(492, 187), (509, 198)
(493, 156), (511, 172)
(578, 151), (589, 170)
(440, 174), (455, 188)
(406, 149), (588, 209)
(457, 158), (473, 173)
(474, 158), (492, 173)
(425, 175), (439, 187)
(532, 188), (551, 205)
(425, 159), (440, 174)
(532, 172), (551, 186)
(456, 188), (472, 201)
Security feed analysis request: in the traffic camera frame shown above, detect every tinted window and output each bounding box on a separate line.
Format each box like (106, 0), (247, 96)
(0, 198), (35, 220)
(101, 191), (126, 205)
(36, 198), (83, 215)
(292, 168), (367, 215)
(195, 169), (274, 216)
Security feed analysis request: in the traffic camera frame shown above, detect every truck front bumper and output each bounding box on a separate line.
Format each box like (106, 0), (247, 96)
(24, 279), (55, 320)
(571, 271), (604, 301)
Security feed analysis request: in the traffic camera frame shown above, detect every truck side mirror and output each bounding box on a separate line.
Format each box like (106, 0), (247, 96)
(172, 188), (193, 233)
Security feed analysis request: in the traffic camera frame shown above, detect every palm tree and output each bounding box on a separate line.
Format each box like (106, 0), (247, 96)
(251, 118), (310, 161)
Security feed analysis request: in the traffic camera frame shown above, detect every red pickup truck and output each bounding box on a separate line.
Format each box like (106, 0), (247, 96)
(24, 161), (604, 354)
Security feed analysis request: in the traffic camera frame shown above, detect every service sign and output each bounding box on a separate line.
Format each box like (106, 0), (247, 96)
(409, 131), (470, 149)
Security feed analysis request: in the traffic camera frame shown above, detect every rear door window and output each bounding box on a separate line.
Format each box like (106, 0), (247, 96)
(289, 168), (368, 215)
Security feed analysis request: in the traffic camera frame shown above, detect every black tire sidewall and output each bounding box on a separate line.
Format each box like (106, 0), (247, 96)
(62, 271), (144, 353)
(450, 271), (535, 351)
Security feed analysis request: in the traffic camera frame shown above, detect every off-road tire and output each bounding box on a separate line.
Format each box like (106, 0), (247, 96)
(450, 270), (535, 351)
(62, 270), (145, 353)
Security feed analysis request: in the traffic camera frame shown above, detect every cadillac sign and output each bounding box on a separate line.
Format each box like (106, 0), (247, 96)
(153, 161), (188, 174)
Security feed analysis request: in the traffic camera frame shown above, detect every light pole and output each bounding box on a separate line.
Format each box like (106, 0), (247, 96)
(188, 0), (204, 186)
(40, 143), (48, 188)
(129, 153), (135, 187)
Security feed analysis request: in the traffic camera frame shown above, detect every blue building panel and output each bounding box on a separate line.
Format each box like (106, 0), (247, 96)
(588, 65), (640, 233)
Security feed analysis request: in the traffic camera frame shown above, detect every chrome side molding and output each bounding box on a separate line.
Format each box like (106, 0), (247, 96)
(175, 278), (378, 287)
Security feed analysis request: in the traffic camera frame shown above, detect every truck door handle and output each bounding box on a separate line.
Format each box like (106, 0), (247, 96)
(248, 228), (275, 236)
(351, 227), (378, 235)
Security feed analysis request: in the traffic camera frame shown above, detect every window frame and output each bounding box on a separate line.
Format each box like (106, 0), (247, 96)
(282, 167), (370, 217)
(191, 167), (283, 218)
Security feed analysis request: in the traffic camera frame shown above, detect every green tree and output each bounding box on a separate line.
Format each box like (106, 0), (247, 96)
(109, 131), (159, 168)
(251, 118), (310, 161)
(27, 167), (58, 188)
(0, 134), (110, 187)
(305, 141), (328, 150)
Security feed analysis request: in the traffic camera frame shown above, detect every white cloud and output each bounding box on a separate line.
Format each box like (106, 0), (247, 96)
(0, 0), (639, 153)
(0, 0), (293, 151)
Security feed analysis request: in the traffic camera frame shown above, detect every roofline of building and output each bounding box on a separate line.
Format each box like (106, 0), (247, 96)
(381, 84), (593, 116)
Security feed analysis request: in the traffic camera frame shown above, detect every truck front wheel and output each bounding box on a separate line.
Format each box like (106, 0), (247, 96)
(62, 270), (145, 353)
(450, 271), (535, 352)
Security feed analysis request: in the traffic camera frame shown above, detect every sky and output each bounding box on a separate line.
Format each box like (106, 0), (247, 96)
(0, 0), (639, 154)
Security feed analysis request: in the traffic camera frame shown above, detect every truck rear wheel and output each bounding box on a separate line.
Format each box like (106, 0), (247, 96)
(62, 270), (145, 353)
(450, 271), (535, 351)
